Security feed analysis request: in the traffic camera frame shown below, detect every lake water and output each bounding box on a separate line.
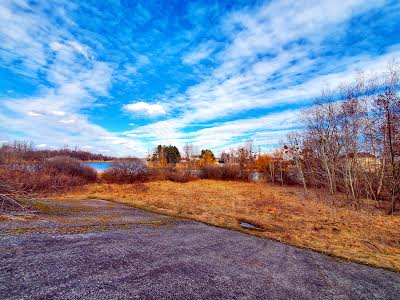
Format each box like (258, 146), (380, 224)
(84, 161), (112, 172)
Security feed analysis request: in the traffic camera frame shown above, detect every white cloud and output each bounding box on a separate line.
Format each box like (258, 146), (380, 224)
(60, 119), (75, 124)
(27, 111), (44, 117)
(187, 109), (301, 150)
(37, 144), (47, 148)
(67, 40), (93, 59)
(50, 40), (93, 61)
(51, 110), (67, 116)
(124, 101), (166, 116)
(122, 108), (301, 151)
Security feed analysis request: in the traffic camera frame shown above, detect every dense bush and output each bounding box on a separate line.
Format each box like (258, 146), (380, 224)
(0, 156), (97, 193)
(146, 167), (197, 183)
(45, 156), (97, 180)
(200, 165), (249, 181)
(102, 159), (149, 183)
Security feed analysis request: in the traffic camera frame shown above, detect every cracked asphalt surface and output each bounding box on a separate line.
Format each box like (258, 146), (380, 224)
(1, 199), (399, 299)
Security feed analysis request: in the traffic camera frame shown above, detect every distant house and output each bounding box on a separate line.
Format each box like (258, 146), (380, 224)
(341, 152), (381, 172)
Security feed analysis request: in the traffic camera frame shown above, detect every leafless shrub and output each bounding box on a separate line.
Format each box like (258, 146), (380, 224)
(45, 156), (97, 182)
(0, 156), (97, 194)
(149, 166), (197, 183)
(102, 159), (149, 183)
(200, 165), (249, 181)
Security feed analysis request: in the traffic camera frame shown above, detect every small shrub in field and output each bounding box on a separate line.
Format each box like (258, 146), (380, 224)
(102, 159), (149, 183)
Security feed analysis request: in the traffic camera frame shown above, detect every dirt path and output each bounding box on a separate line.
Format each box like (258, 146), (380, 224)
(1, 199), (399, 299)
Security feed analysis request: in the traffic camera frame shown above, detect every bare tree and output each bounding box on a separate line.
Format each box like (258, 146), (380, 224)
(303, 91), (341, 195)
(284, 62), (400, 212)
(373, 63), (400, 213)
(285, 133), (307, 191)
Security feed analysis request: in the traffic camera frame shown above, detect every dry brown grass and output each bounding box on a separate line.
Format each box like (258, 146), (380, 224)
(59, 180), (400, 271)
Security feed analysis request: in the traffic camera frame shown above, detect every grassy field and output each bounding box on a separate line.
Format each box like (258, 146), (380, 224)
(58, 180), (400, 272)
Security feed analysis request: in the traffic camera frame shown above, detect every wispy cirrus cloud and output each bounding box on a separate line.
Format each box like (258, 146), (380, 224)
(128, 0), (399, 152)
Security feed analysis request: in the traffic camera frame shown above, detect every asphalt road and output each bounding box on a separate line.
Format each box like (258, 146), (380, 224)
(0, 199), (399, 299)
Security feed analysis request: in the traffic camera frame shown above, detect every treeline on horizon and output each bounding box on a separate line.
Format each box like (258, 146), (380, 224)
(0, 141), (114, 162)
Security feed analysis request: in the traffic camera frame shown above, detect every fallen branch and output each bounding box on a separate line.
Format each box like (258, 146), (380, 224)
(0, 182), (27, 213)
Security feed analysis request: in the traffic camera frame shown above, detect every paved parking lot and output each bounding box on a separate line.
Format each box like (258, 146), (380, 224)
(1, 199), (399, 299)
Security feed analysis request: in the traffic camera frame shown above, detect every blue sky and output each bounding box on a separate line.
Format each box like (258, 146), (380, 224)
(0, 0), (400, 157)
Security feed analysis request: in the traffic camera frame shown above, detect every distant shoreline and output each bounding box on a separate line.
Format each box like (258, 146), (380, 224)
(83, 160), (113, 163)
